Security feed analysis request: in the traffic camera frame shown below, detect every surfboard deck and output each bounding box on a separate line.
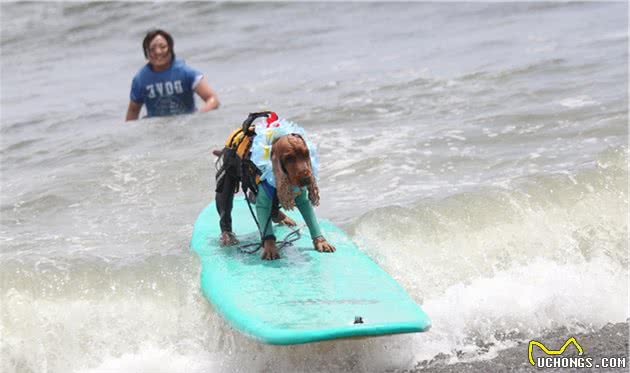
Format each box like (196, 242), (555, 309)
(190, 197), (431, 345)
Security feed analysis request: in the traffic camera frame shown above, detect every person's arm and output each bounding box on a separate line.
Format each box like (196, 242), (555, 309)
(194, 77), (220, 112)
(125, 100), (142, 121)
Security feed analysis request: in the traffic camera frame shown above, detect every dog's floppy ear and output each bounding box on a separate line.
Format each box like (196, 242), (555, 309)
(307, 169), (320, 206)
(272, 145), (297, 210)
(270, 147), (284, 183)
(275, 173), (297, 210)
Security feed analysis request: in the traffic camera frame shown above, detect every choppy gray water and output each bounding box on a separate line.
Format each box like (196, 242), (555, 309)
(1, 2), (628, 373)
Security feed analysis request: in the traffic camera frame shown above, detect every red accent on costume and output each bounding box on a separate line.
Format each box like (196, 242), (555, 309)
(266, 112), (278, 127)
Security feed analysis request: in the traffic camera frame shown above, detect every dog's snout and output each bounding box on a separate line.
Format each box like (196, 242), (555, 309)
(299, 175), (312, 186)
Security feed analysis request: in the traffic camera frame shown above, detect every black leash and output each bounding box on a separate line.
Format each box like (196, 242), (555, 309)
(237, 195), (271, 254)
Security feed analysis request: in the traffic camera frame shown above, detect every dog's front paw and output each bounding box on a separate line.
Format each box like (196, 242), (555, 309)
(261, 239), (280, 260)
(261, 249), (279, 260)
(220, 231), (239, 246)
(313, 237), (335, 253)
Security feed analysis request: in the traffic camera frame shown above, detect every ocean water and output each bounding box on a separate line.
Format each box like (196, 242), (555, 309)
(1, 2), (627, 373)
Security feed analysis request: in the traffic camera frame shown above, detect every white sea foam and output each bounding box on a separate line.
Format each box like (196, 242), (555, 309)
(77, 346), (218, 373)
(558, 96), (598, 108)
(412, 255), (628, 364)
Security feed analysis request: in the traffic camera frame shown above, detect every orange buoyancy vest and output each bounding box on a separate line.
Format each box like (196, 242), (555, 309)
(225, 128), (253, 160)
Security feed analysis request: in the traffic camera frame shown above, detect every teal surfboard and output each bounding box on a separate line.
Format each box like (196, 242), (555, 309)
(190, 197), (431, 345)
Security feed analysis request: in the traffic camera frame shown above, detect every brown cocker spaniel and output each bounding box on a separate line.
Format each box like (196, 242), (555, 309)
(272, 134), (320, 210)
(259, 133), (334, 260)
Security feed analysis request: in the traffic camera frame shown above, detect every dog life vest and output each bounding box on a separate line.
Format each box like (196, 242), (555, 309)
(223, 111), (280, 160)
(215, 127), (261, 198)
(224, 128), (253, 160)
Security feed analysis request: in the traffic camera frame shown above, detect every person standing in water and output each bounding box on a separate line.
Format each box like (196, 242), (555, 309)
(125, 29), (220, 121)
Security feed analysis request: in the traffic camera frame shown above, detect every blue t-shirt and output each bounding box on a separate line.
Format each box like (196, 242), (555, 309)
(130, 58), (203, 117)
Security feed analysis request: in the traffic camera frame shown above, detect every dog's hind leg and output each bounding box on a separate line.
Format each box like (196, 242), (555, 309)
(272, 211), (297, 226)
(271, 195), (297, 226)
(216, 172), (240, 247)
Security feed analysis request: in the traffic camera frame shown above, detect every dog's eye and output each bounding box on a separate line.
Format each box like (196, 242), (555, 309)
(285, 155), (295, 162)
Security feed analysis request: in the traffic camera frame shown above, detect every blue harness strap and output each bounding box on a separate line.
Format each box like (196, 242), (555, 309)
(260, 180), (277, 200)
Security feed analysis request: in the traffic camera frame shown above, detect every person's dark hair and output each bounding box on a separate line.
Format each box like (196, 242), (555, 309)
(142, 29), (175, 60)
